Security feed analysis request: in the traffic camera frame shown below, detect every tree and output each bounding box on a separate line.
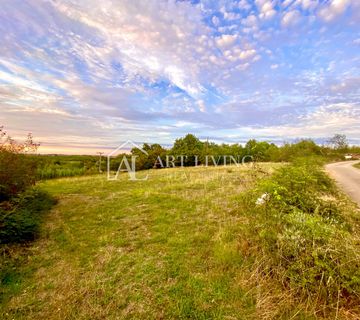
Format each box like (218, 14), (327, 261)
(245, 139), (276, 161)
(131, 143), (167, 170)
(328, 134), (348, 151)
(277, 139), (321, 161)
(171, 134), (204, 166)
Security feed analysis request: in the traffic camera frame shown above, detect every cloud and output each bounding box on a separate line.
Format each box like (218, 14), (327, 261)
(297, 0), (319, 11)
(296, 103), (360, 136)
(242, 14), (258, 27)
(212, 16), (220, 26)
(238, 49), (257, 60)
(329, 77), (360, 94)
(256, 0), (277, 20)
(197, 100), (206, 112)
(318, 0), (351, 22)
(281, 10), (302, 27)
(238, 0), (252, 11)
(213, 103), (360, 143)
(49, 0), (209, 98)
(0, 0), (359, 151)
(215, 34), (238, 49)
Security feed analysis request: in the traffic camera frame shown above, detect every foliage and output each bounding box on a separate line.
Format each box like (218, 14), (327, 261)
(0, 127), (55, 247)
(35, 155), (96, 179)
(241, 158), (360, 307)
(127, 134), (352, 169)
(131, 143), (167, 170)
(0, 188), (55, 244)
(273, 139), (323, 161)
(327, 133), (349, 151)
(170, 134), (205, 166)
(0, 127), (39, 201)
(14, 133), (354, 180)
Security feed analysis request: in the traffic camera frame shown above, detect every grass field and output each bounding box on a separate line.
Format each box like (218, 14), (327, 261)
(34, 155), (99, 180)
(354, 162), (360, 170)
(1, 163), (359, 319)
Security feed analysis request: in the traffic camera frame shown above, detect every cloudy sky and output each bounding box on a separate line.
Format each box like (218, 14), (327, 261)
(0, 0), (359, 153)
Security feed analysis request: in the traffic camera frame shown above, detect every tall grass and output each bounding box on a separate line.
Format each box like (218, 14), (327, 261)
(238, 157), (360, 313)
(37, 166), (86, 180)
(35, 155), (101, 180)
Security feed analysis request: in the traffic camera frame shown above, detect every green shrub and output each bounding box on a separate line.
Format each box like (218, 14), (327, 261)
(259, 158), (341, 218)
(0, 188), (55, 244)
(0, 127), (39, 201)
(242, 159), (360, 307)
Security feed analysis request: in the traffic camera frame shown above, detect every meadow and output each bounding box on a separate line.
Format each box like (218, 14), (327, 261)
(34, 155), (100, 180)
(1, 161), (360, 319)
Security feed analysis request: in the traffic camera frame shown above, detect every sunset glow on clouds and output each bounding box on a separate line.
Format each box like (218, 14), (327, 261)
(0, 0), (359, 153)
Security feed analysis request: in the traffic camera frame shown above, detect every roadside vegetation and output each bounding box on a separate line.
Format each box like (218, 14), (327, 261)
(239, 157), (360, 317)
(354, 162), (360, 170)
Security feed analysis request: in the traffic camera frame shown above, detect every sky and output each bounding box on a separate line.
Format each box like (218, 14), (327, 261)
(0, 0), (359, 154)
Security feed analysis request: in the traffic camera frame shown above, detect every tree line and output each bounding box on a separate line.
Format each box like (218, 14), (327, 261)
(129, 133), (358, 170)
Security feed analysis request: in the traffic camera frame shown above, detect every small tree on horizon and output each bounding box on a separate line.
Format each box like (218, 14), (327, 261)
(327, 134), (348, 151)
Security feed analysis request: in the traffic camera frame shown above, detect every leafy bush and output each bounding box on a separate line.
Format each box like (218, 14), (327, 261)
(0, 188), (55, 244)
(0, 127), (39, 201)
(0, 127), (55, 244)
(241, 159), (360, 307)
(259, 158), (341, 218)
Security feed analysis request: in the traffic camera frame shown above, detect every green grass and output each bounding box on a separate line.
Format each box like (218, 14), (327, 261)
(0, 188), (55, 244)
(37, 166), (87, 180)
(240, 159), (360, 313)
(35, 155), (99, 180)
(1, 163), (359, 319)
(354, 162), (360, 170)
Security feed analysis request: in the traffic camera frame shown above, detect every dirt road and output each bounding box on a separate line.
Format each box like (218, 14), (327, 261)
(325, 160), (360, 206)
